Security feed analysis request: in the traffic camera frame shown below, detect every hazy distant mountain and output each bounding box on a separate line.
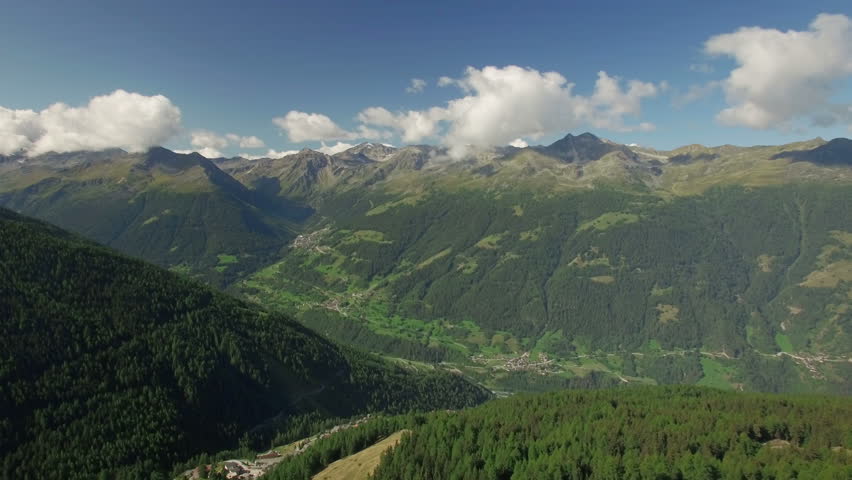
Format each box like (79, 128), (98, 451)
(3, 134), (851, 394)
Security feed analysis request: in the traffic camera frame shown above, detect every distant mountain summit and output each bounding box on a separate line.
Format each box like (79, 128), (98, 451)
(540, 132), (637, 163)
(334, 142), (397, 163)
(0, 147), (304, 285)
(778, 137), (852, 166)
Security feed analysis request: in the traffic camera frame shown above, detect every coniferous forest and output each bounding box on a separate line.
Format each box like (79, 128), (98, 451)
(4, 3), (852, 479)
(0, 208), (489, 479)
(370, 387), (852, 480)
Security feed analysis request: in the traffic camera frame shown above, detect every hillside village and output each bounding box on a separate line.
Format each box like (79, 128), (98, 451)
(181, 416), (372, 480)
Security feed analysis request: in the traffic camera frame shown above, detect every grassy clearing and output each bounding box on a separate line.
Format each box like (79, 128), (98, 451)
(531, 330), (564, 356)
(362, 301), (470, 353)
(366, 194), (426, 216)
(578, 212), (639, 232)
(757, 254), (775, 272)
(498, 252), (521, 265)
(590, 275), (615, 284)
(651, 284), (673, 296)
(799, 260), (852, 288)
(775, 333), (794, 353)
(217, 254), (238, 264)
(341, 230), (392, 244)
(656, 304), (680, 324)
(696, 357), (735, 390)
(475, 232), (507, 249)
(169, 264), (192, 275)
(645, 339), (662, 353)
(312, 430), (410, 480)
(417, 248), (452, 269)
(570, 252), (612, 269)
(830, 230), (852, 246)
(519, 227), (542, 241)
(663, 158), (790, 196)
(455, 255), (479, 274)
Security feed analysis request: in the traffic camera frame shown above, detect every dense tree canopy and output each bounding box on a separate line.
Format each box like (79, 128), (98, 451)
(0, 208), (489, 480)
(370, 386), (852, 480)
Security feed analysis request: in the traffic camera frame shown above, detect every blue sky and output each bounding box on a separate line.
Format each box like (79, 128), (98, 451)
(2, 0), (852, 157)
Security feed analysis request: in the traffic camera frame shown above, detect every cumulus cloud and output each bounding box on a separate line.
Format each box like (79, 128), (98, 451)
(357, 65), (661, 156)
(588, 71), (660, 131)
(264, 148), (299, 158)
(273, 111), (356, 142)
(225, 133), (265, 148)
(0, 90), (181, 156)
(705, 13), (852, 129)
(184, 147), (225, 158)
(271, 110), (390, 142)
(237, 148), (299, 160)
(317, 141), (355, 155)
(406, 78), (427, 94)
(186, 130), (266, 157)
(191, 130), (228, 151)
(509, 138), (528, 148)
(357, 106), (447, 144)
(437, 76), (455, 87)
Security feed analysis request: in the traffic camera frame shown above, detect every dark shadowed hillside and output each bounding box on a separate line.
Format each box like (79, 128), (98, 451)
(0, 208), (489, 480)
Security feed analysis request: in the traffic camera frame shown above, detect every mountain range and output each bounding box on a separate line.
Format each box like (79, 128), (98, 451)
(2, 133), (851, 396)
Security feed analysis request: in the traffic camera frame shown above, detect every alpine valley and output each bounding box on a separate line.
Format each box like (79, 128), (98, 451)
(3, 132), (851, 400)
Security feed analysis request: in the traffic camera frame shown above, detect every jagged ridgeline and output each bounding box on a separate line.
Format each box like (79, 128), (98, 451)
(0, 148), (313, 286)
(0, 208), (489, 480)
(225, 136), (852, 394)
(3, 135), (852, 394)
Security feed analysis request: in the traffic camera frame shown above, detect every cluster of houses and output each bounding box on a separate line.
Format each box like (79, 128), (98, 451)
(183, 415), (373, 480)
(472, 351), (559, 375)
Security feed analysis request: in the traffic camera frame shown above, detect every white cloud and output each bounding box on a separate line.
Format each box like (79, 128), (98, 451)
(192, 130), (229, 150)
(705, 13), (852, 129)
(226, 133), (265, 148)
(195, 147), (225, 158)
(406, 78), (427, 94)
(273, 111), (357, 142)
(357, 65), (661, 157)
(238, 148), (299, 160)
(509, 138), (528, 148)
(240, 136), (265, 148)
(357, 106), (447, 144)
(437, 76), (455, 87)
(175, 146), (225, 158)
(189, 131), (266, 157)
(588, 71), (660, 131)
(0, 90), (181, 156)
(265, 148), (299, 158)
(271, 110), (391, 142)
(317, 141), (355, 155)
(0, 108), (42, 155)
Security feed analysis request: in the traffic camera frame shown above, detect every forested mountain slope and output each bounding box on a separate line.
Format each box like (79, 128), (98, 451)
(234, 136), (852, 394)
(0, 148), (311, 286)
(2, 134), (851, 394)
(0, 208), (489, 480)
(369, 387), (852, 479)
